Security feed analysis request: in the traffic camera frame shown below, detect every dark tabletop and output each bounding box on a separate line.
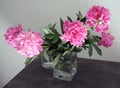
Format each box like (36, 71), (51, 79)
(3, 58), (120, 88)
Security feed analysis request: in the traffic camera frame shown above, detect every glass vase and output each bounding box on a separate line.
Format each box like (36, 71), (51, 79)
(41, 55), (54, 69)
(53, 52), (77, 81)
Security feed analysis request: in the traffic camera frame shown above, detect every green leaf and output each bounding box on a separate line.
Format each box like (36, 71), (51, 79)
(52, 53), (62, 67)
(50, 27), (60, 35)
(44, 34), (55, 39)
(78, 11), (83, 17)
(25, 58), (33, 66)
(81, 17), (86, 23)
(47, 24), (60, 35)
(62, 50), (71, 56)
(51, 37), (59, 43)
(58, 42), (66, 49)
(93, 35), (101, 42)
(75, 47), (82, 52)
(88, 44), (93, 57)
(70, 46), (75, 51)
(67, 16), (72, 22)
(52, 23), (56, 28)
(92, 43), (102, 56)
(43, 49), (50, 62)
(60, 18), (64, 34)
(76, 11), (83, 20)
(43, 28), (54, 34)
(43, 29), (50, 34)
(40, 51), (44, 56)
(82, 45), (89, 50)
(48, 23), (52, 28)
(48, 49), (57, 55)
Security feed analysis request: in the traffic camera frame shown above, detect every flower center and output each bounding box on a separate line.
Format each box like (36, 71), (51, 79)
(98, 20), (103, 25)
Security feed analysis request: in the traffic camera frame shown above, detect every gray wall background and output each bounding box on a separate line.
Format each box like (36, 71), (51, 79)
(0, 0), (120, 88)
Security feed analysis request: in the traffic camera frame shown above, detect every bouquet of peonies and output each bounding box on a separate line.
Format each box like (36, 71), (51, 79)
(4, 5), (115, 66)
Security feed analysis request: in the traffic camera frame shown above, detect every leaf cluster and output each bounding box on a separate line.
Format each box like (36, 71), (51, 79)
(40, 11), (102, 67)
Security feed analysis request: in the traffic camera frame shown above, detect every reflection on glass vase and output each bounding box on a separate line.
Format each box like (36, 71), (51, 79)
(53, 52), (77, 81)
(41, 55), (54, 69)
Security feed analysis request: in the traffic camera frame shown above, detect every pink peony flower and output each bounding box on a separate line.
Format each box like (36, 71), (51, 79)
(98, 32), (114, 48)
(63, 20), (71, 32)
(4, 24), (22, 45)
(86, 5), (111, 32)
(14, 30), (43, 58)
(60, 20), (87, 47)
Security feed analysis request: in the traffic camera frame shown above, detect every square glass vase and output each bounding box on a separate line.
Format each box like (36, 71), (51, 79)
(41, 55), (54, 69)
(53, 52), (77, 81)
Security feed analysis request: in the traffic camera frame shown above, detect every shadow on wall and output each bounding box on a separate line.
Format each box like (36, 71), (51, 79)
(0, 13), (25, 88)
